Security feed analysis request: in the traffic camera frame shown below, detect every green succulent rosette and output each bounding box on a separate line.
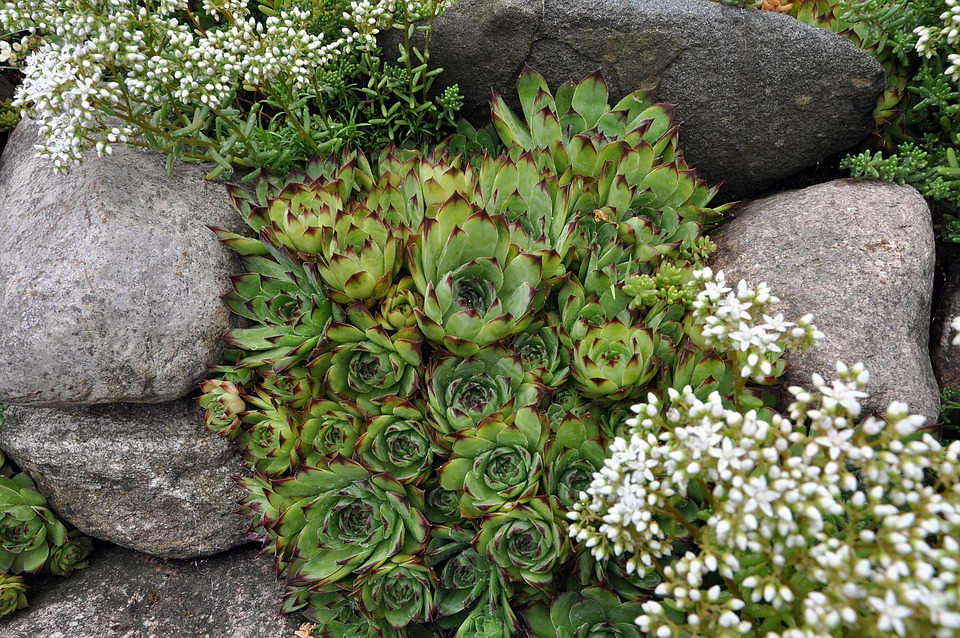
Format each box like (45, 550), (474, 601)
(513, 320), (570, 387)
(524, 586), (645, 638)
(571, 548), (662, 602)
(314, 206), (404, 306)
(321, 318), (422, 413)
(424, 346), (541, 435)
(0, 473), (69, 574)
(298, 397), (365, 467)
(274, 459), (430, 587)
(0, 573), (27, 619)
(235, 388), (302, 477)
(379, 276), (423, 331)
(45, 531), (94, 577)
(257, 365), (320, 411)
(356, 398), (440, 485)
(295, 583), (404, 637)
(228, 148), (375, 257)
(570, 318), (658, 402)
(358, 554), (437, 630)
(475, 496), (571, 589)
(408, 194), (552, 356)
(438, 407), (547, 518)
(453, 607), (515, 638)
(434, 546), (494, 622)
(198, 379), (246, 439)
(543, 414), (605, 511)
(421, 481), (462, 525)
(217, 246), (334, 372)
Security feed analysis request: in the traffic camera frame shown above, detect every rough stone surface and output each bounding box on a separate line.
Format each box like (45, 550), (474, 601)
(931, 262), (960, 391)
(0, 543), (305, 638)
(385, 0), (884, 199)
(0, 400), (250, 559)
(708, 179), (940, 423)
(0, 119), (245, 407)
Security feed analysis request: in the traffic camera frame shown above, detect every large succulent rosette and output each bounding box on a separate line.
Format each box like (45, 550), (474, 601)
(201, 67), (790, 636)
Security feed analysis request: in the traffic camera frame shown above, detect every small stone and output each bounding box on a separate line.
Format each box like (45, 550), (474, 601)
(708, 179), (939, 423)
(0, 400), (250, 559)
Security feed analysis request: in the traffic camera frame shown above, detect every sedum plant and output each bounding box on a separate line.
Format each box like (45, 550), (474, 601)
(199, 67), (796, 636)
(571, 271), (960, 637)
(0, 0), (462, 178)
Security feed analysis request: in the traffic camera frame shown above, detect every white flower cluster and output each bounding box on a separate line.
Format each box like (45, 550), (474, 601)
(570, 360), (960, 636)
(691, 268), (823, 380)
(915, 0), (960, 80)
(0, 0), (424, 167)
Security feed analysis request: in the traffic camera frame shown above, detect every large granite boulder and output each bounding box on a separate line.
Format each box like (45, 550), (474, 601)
(0, 543), (304, 638)
(386, 0), (884, 199)
(0, 119), (243, 407)
(708, 179), (939, 423)
(0, 400), (249, 559)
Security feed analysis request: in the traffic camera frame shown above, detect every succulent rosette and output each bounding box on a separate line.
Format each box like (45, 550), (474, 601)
(257, 365), (319, 410)
(475, 496), (571, 589)
(357, 398), (440, 485)
(314, 206), (404, 306)
(235, 389), (302, 477)
(0, 573), (27, 619)
(276, 459), (430, 587)
(408, 194), (552, 356)
(422, 481), (462, 525)
(297, 397), (365, 467)
(198, 379), (246, 439)
(322, 318), (422, 413)
(358, 555), (437, 630)
(514, 320), (570, 387)
(438, 407), (547, 517)
(45, 531), (94, 577)
(379, 276), (423, 331)
(218, 248), (334, 371)
(453, 607), (515, 638)
(525, 587), (645, 638)
(570, 318), (658, 402)
(294, 584), (403, 637)
(425, 346), (540, 435)
(543, 416), (605, 511)
(0, 474), (68, 574)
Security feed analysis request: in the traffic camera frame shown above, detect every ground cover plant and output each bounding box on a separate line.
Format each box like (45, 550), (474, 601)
(0, 0), (462, 179)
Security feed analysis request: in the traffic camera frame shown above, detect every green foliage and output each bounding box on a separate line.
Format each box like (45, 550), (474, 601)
(2, 0), (461, 178)
(939, 384), (960, 440)
(202, 68), (788, 636)
(0, 99), (18, 134)
(0, 450), (93, 619)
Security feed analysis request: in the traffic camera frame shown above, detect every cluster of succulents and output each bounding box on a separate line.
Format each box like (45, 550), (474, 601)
(202, 67), (791, 636)
(0, 449), (93, 618)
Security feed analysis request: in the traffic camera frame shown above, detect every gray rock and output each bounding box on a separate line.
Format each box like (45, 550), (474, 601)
(931, 262), (960, 391)
(0, 119), (244, 407)
(387, 0), (884, 199)
(0, 400), (250, 559)
(0, 543), (305, 638)
(708, 179), (940, 423)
